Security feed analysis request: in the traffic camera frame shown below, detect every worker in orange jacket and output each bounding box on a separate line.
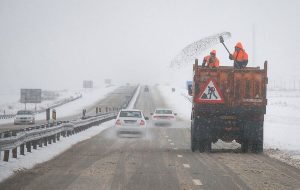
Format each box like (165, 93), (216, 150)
(202, 50), (219, 68)
(229, 42), (248, 69)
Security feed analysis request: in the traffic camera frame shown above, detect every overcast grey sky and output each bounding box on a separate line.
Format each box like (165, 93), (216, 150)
(1, 0), (299, 90)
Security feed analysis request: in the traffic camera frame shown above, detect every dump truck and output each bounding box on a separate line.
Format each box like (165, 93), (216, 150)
(190, 59), (268, 153)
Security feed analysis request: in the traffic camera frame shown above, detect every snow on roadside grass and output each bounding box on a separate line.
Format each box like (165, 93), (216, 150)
(38, 86), (118, 120)
(0, 86), (118, 124)
(127, 86), (140, 109)
(0, 89), (80, 115)
(0, 120), (114, 182)
(264, 90), (300, 150)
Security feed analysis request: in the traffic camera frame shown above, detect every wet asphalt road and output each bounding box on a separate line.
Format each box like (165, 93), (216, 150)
(1, 86), (300, 190)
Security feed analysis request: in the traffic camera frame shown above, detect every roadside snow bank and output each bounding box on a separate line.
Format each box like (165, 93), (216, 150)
(127, 86), (140, 109)
(0, 120), (114, 182)
(0, 86), (118, 124)
(38, 86), (118, 119)
(157, 85), (191, 120)
(264, 90), (300, 150)
(0, 90), (81, 116)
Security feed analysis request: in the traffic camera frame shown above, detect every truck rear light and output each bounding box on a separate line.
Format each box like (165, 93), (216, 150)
(140, 120), (145, 125)
(116, 119), (121, 125)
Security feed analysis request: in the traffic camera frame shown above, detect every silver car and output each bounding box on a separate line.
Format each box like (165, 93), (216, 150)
(115, 109), (148, 137)
(151, 108), (176, 126)
(14, 110), (35, 125)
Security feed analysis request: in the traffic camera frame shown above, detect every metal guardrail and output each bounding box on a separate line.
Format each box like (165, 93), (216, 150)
(0, 114), (15, 119)
(0, 112), (117, 161)
(0, 85), (139, 162)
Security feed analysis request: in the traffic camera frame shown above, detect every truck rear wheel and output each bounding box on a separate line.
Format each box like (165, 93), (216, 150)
(251, 120), (264, 153)
(191, 121), (198, 152)
(241, 140), (249, 153)
(199, 142), (205, 153)
(191, 134), (199, 152)
(191, 117), (212, 153)
(241, 119), (251, 153)
(199, 140), (211, 153)
(198, 118), (212, 153)
(191, 139), (198, 152)
(241, 115), (264, 153)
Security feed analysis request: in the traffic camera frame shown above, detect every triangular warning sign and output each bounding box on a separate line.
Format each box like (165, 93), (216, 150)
(196, 78), (224, 103)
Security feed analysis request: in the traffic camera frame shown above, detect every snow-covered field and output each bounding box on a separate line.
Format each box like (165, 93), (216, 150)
(157, 85), (300, 168)
(0, 86), (118, 124)
(0, 89), (81, 115)
(34, 86), (118, 120)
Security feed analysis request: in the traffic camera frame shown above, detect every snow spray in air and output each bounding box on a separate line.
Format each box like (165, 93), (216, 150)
(170, 32), (231, 68)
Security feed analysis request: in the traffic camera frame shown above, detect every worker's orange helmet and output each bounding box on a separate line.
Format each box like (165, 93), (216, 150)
(235, 42), (243, 49)
(210, 50), (216, 55)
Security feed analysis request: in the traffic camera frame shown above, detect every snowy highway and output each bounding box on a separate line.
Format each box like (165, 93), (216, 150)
(1, 87), (300, 190)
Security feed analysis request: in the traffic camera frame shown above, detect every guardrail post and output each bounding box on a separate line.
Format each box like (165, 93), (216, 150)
(20, 144), (25, 155)
(44, 137), (48, 146)
(33, 140), (37, 149)
(53, 135), (56, 143)
(26, 142), (31, 152)
(39, 139), (43, 147)
(57, 133), (60, 141)
(12, 147), (17, 158)
(48, 137), (52, 144)
(3, 150), (9, 161)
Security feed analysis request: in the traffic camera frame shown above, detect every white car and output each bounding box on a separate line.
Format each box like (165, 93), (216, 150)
(14, 110), (35, 125)
(115, 109), (148, 136)
(151, 108), (176, 125)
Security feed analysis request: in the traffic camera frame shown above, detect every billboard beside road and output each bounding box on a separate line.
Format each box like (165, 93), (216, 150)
(83, 80), (93, 88)
(20, 89), (42, 103)
(104, 79), (112, 85)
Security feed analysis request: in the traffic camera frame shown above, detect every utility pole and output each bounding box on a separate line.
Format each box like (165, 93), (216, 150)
(252, 24), (256, 65)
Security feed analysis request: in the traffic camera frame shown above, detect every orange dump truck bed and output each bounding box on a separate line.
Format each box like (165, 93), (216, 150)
(192, 60), (268, 113)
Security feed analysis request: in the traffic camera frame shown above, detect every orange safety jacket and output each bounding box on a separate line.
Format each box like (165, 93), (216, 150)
(232, 49), (248, 63)
(203, 55), (219, 68)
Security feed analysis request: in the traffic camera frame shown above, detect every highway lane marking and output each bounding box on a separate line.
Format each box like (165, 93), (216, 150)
(193, 179), (203, 186)
(168, 139), (172, 142)
(173, 147), (178, 150)
(177, 154), (183, 158)
(183, 164), (190, 168)
(165, 135), (169, 138)
(170, 143), (174, 145)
